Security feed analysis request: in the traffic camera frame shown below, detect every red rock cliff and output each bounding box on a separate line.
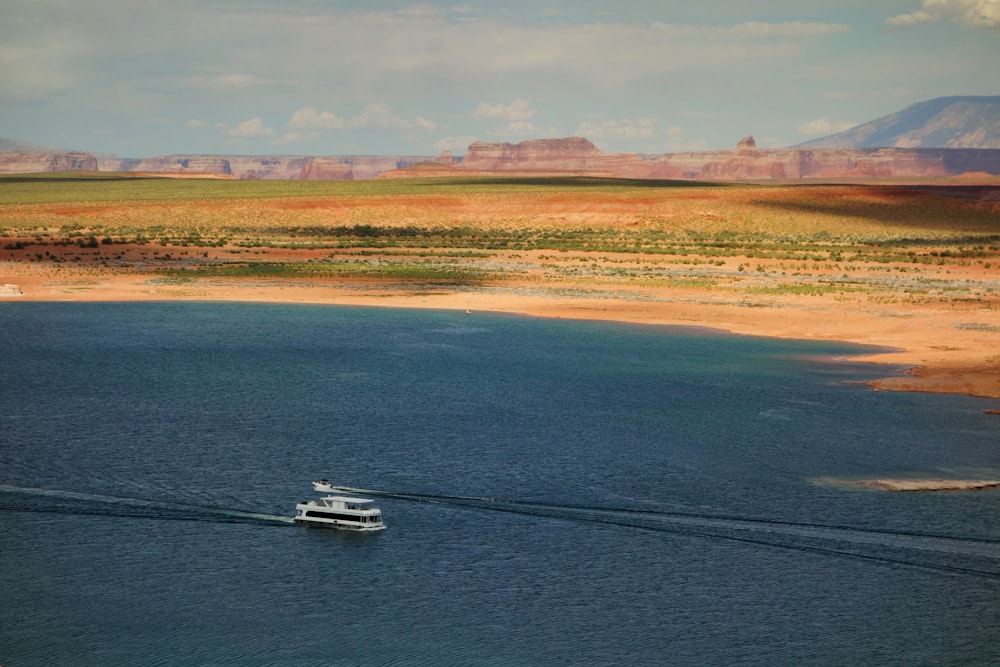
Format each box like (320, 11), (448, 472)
(0, 151), (98, 173)
(458, 137), (683, 178)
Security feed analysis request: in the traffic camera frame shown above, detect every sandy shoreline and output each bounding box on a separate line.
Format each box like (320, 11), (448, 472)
(4, 266), (998, 404)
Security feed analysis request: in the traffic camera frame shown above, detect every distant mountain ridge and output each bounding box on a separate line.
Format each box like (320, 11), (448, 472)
(795, 96), (1000, 149)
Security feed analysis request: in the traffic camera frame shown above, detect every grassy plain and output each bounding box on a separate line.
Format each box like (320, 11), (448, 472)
(1, 173), (998, 401)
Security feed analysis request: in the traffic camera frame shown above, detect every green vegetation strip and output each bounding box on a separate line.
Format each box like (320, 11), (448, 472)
(157, 261), (495, 283)
(0, 173), (722, 205)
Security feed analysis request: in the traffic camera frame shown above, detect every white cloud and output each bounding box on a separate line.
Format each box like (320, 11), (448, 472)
(734, 21), (850, 37)
(797, 117), (858, 136)
(3, 1), (993, 156)
(189, 72), (271, 90)
(185, 119), (207, 128)
(651, 21), (849, 37)
(498, 121), (539, 134)
(415, 116), (437, 130)
(288, 104), (435, 134)
(886, 9), (936, 27)
(473, 99), (535, 122)
(0, 5), (857, 111)
(227, 117), (274, 138)
(678, 111), (737, 120)
(576, 117), (655, 140)
(289, 106), (346, 130)
(664, 127), (709, 152)
(887, 0), (1000, 28)
(351, 102), (416, 130)
(433, 135), (477, 153)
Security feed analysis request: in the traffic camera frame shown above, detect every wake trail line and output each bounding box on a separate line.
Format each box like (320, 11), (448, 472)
(336, 486), (1000, 577)
(336, 485), (1000, 546)
(0, 484), (294, 526)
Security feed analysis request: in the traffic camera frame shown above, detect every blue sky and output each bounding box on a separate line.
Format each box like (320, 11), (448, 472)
(2, 0), (998, 156)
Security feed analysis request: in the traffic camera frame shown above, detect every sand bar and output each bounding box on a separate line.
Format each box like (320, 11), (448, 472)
(861, 479), (1000, 492)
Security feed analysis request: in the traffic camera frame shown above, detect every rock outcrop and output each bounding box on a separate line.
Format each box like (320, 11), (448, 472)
(457, 137), (684, 179)
(298, 158), (353, 180)
(131, 156), (234, 176)
(462, 137), (601, 170)
(228, 156), (311, 180)
(0, 151), (98, 173)
(112, 154), (434, 180)
(650, 146), (981, 179)
(338, 156), (433, 180)
(434, 150), (458, 166)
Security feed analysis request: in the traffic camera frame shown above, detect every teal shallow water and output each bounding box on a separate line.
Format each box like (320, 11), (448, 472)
(1, 302), (998, 666)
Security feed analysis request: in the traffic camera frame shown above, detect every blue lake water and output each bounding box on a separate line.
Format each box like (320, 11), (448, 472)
(1, 301), (998, 666)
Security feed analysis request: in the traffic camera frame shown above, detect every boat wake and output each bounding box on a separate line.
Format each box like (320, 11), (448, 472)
(337, 486), (1000, 581)
(0, 484), (294, 526)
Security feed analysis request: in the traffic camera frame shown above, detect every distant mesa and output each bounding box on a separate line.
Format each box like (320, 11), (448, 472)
(2, 96), (1000, 180)
(434, 150), (458, 166)
(0, 151), (97, 174)
(383, 135), (1000, 180)
(94, 154), (434, 180)
(298, 158), (353, 181)
(132, 155), (234, 176)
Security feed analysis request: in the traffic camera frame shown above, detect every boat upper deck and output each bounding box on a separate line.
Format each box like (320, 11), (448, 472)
(301, 495), (381, 512)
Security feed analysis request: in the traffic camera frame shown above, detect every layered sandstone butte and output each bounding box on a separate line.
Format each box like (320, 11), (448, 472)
(450, 137), (999, 180)
(667, 147), (959, 179)
(131, 156), (234, 176)
(339, 156), (434, 180)
(462, 136), (601, 170)
(108, 154), (434, 180)
(454, 137), (684, 179)
(298, 158), (353, 180)
(0, 151), (98, 174)
(227, 156), (310, 180)
(459, 136), (666, 177)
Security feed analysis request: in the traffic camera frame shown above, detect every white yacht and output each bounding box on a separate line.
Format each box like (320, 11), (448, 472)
(294, 484), (386, 531)
(313, 480), (344, 493)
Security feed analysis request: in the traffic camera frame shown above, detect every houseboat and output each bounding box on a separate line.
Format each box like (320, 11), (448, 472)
(294, 486), (385, 531)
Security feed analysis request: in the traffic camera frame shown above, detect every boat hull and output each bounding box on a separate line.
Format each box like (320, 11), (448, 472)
(293, 517), (385, 531)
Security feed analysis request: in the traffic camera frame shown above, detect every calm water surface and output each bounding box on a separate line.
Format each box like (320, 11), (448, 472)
(1, 302), (998, 666)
